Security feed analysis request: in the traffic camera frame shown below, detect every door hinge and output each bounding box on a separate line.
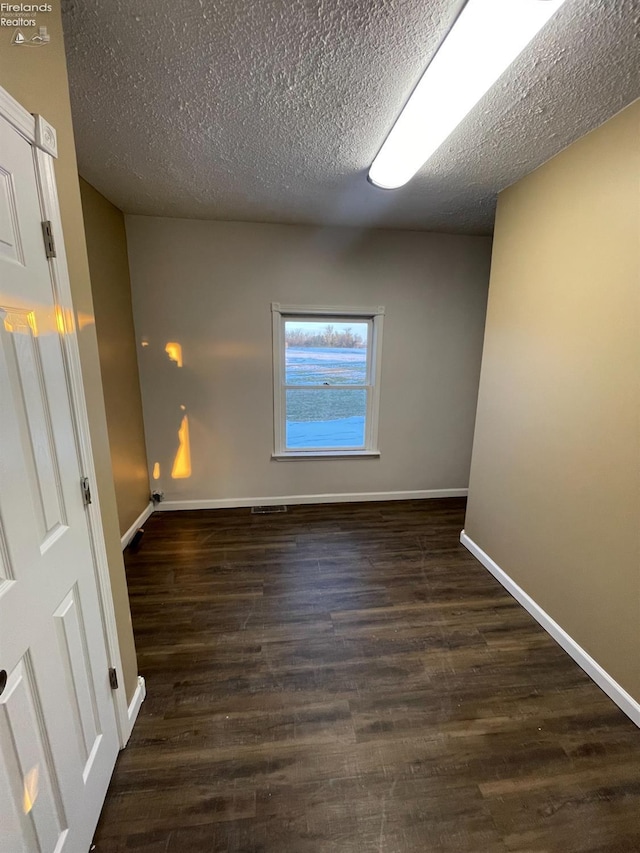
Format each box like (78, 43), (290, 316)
(80, 476), (92, 506)
(109, 667), (119, 690)
(41, 220), (56, 259)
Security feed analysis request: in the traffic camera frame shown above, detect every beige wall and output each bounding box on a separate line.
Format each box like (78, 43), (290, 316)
(126, 217), (491, 504)
(465, 101), (640, 700)
(79, 178), (149, 537)
(0, 11), (138, 701)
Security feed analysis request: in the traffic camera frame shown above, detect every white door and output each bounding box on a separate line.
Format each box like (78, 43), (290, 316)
(0, 110), (119, 851)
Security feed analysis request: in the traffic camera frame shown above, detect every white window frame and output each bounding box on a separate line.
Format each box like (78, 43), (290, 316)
(271, 303), (385, 459)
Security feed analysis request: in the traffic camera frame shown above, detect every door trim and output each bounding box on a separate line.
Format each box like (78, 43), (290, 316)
(0, 84), (137, 747)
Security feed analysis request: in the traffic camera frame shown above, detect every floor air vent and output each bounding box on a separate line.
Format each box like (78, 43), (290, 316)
(251, 505), (288, 514)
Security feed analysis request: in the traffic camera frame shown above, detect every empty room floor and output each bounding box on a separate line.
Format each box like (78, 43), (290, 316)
(93, 499), (640, 852)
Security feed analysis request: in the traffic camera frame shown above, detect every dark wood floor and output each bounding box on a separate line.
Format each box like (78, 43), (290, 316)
(93, 499), (640, 852)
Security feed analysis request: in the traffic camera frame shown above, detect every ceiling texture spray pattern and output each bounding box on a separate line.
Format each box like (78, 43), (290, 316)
(62, 0), (639, 234)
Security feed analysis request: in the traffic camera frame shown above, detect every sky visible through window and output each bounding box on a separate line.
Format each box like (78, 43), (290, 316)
(285, 321), (369, 449)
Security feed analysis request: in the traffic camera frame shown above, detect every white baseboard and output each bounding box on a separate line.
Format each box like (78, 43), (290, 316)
(460, 530), (640, 728)
(157, 489), (468, 512)
(121, 675), (146, 747)
(121, 502), (155, 549)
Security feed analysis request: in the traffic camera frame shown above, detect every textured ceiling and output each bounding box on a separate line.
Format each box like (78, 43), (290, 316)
(62, 0), (639, 234)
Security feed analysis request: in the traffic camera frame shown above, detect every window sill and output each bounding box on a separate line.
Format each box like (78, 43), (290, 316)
(272, 450), (381, 461)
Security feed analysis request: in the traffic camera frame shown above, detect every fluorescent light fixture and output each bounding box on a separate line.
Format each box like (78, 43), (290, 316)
(369, 0), (567, 189)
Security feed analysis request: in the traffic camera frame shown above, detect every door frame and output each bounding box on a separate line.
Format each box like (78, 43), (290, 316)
(0, 84), (141, 748)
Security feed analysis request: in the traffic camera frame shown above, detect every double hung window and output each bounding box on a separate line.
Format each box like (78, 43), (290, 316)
(272, 304), (384, 458)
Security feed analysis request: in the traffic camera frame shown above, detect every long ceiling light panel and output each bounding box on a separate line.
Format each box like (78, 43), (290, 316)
(369, 0), (567, 189)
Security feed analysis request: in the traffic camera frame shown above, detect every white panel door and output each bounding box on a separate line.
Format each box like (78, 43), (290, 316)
(0, 112), (119, 851)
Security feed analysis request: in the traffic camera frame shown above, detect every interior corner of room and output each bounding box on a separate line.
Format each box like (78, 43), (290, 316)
(0, 0), (638, 848)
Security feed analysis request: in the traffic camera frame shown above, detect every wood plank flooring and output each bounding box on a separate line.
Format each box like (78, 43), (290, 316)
(92, 499), (640, 852)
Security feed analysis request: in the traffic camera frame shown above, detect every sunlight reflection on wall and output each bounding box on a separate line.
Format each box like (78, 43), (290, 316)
(141, 340), (193, 483)
(76, 311), (95, 330)
(165, 342), (183, 367)
(171, 414), (191, 479)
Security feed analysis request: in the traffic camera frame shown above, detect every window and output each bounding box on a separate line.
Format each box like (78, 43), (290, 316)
(272, 303), (384, 458)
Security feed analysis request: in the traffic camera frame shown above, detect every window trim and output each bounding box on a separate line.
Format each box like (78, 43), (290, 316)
(271, 303), (385, 459)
